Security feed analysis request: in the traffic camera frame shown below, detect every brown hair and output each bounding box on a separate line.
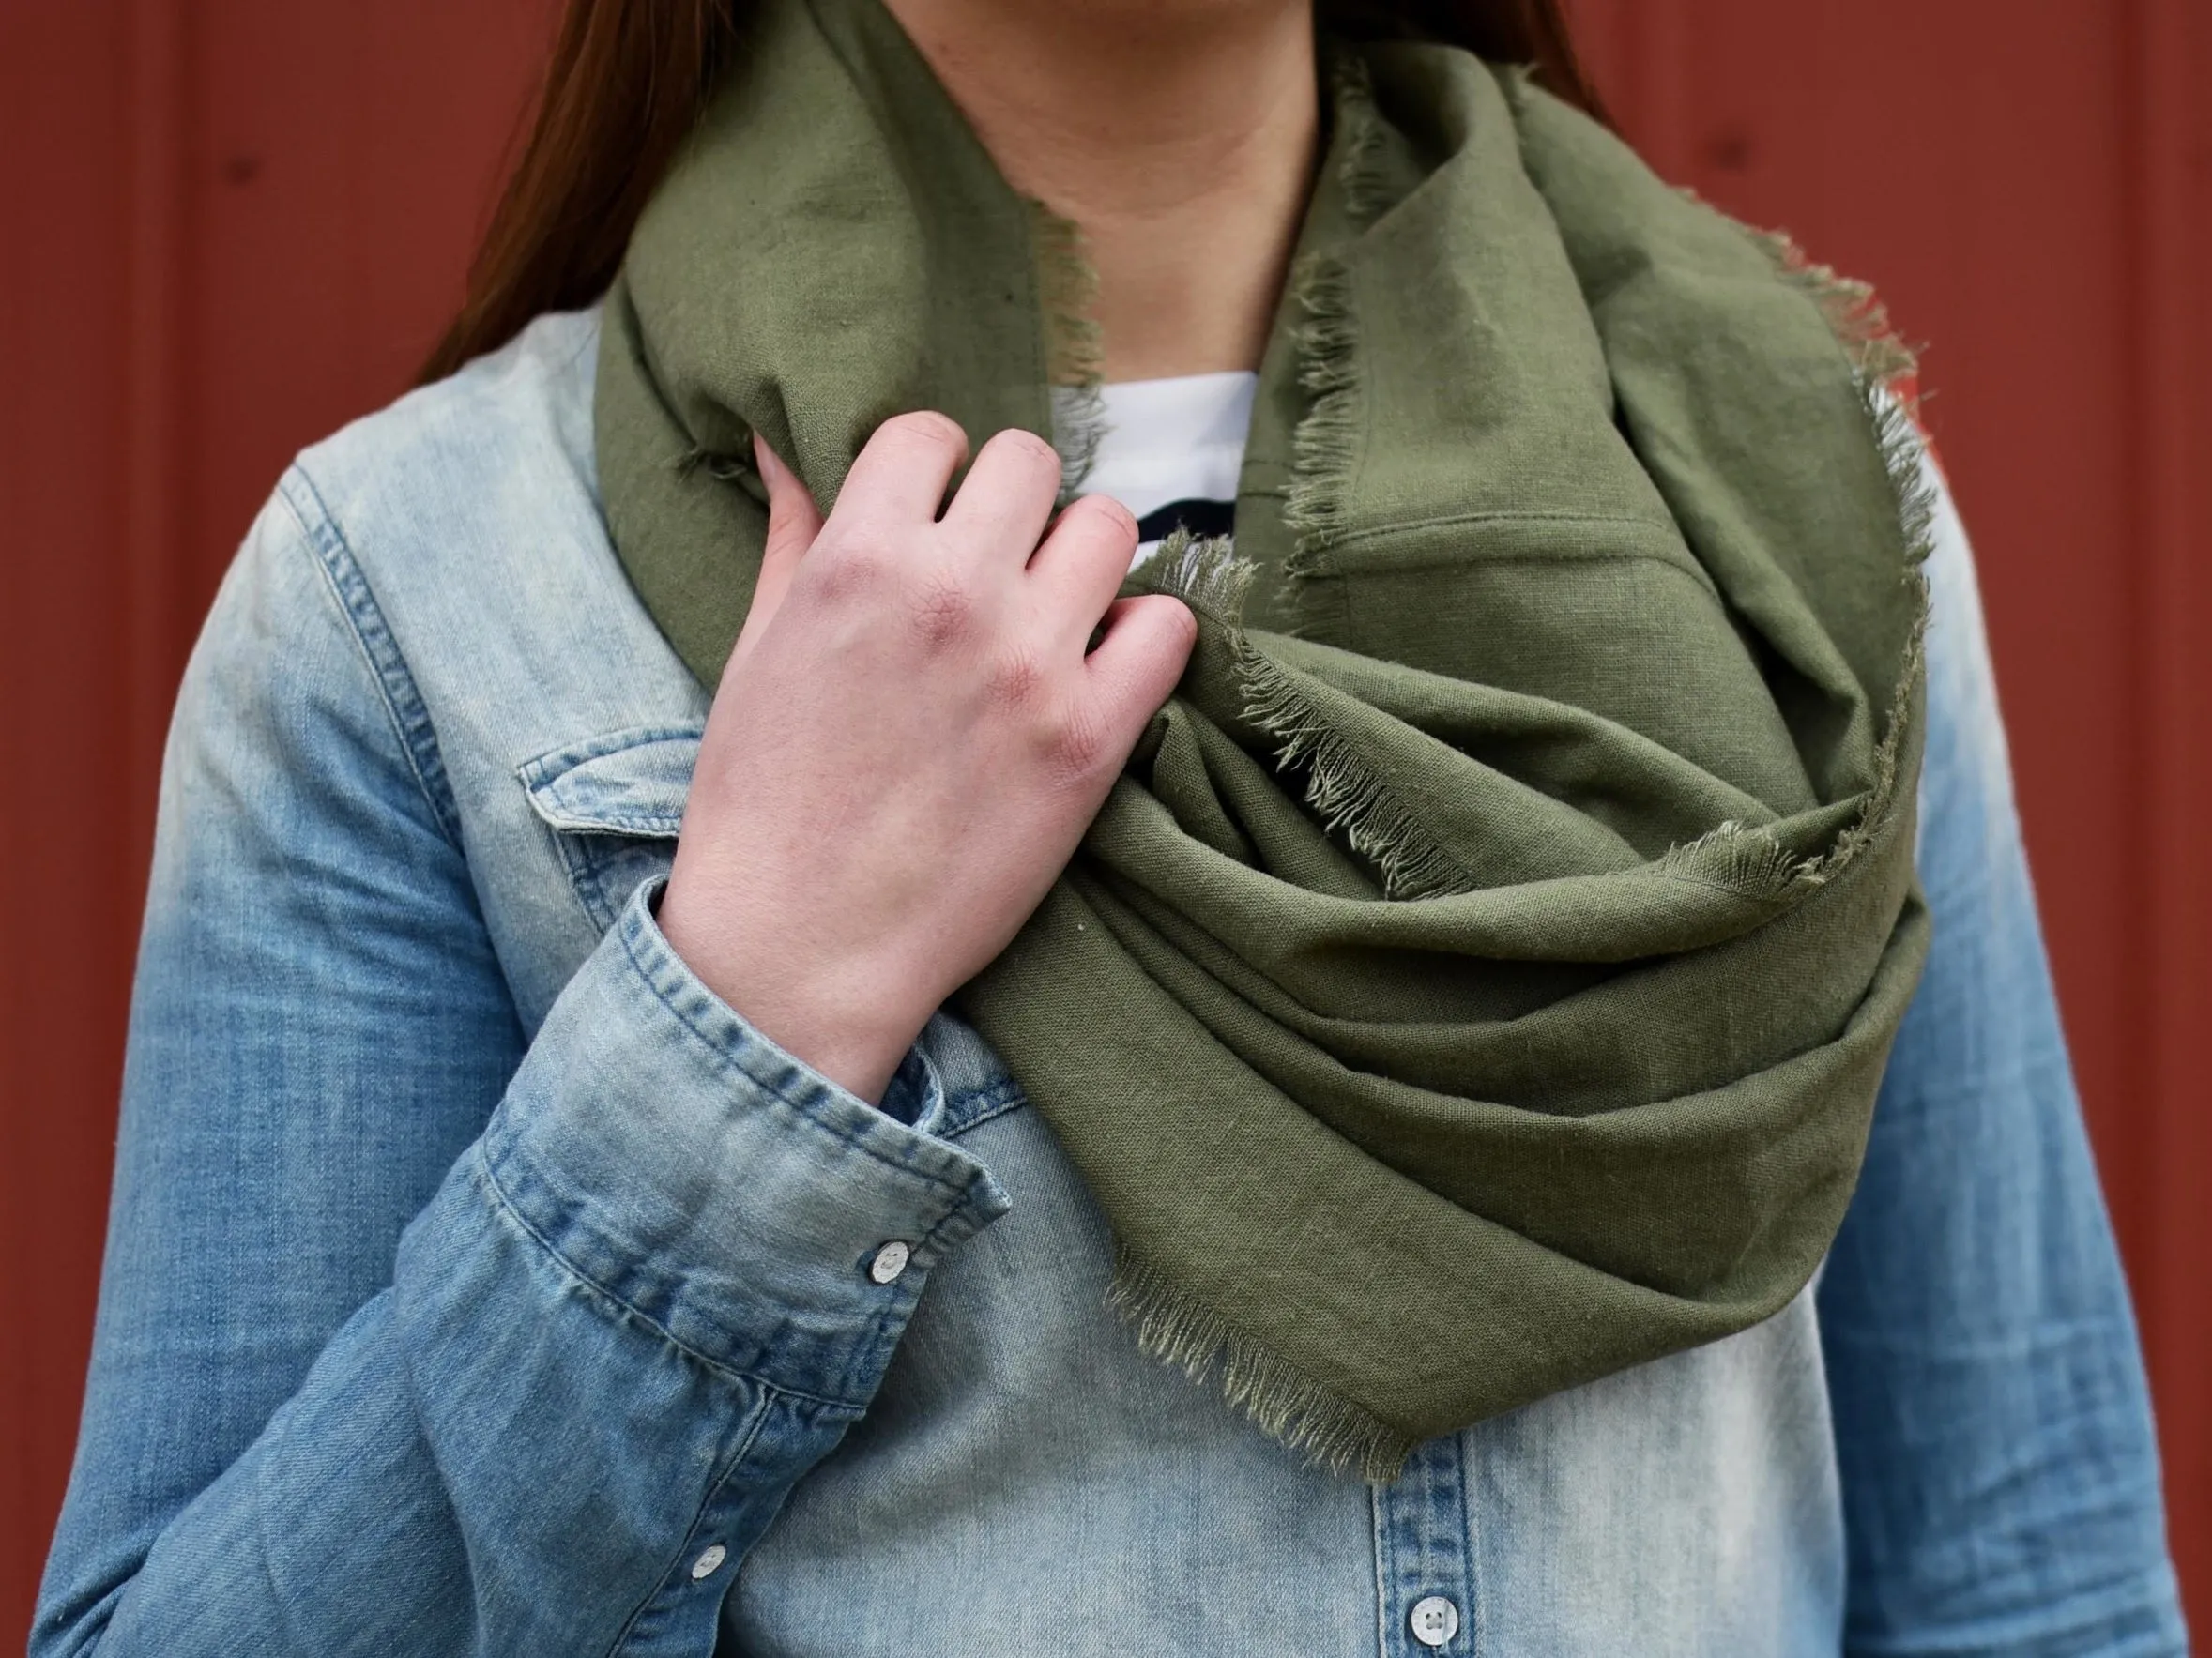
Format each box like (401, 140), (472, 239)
(421, 0), (1610, 382)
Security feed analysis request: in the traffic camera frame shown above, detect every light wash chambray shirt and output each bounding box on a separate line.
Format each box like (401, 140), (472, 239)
(35, 311), (2187, 1657)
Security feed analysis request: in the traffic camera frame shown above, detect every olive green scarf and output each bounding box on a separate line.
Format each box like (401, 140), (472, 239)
(597, 0), (1933, 1478)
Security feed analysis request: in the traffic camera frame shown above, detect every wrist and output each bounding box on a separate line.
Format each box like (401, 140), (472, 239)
(653, 875), (926, 1103)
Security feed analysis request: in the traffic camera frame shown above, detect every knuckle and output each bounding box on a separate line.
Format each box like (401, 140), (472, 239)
(906, 569), (982, 646)
(988, 427), (1063, 482)
(1010, 427), (1060, 464)
(882, 409), (967, 455)
(1074, 493), (1138, 542)
(814, 533), (896, 600)
(984, 646), (1047, 709)
(1044, 702), (1111, 777)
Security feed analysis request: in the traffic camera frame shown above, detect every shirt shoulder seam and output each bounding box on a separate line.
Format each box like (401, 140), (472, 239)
(275, 464), (466, 850)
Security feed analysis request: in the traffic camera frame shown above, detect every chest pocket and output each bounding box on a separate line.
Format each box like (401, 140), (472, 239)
(517, 723), (703, 933)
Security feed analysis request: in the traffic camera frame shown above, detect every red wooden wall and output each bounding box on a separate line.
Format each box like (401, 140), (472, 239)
(3, 0), (2205, 1641)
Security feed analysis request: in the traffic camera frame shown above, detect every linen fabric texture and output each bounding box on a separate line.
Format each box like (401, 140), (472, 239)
(596, 0), (1934, 1477)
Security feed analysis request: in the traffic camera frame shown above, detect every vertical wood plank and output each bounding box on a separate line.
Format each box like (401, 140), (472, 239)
(2131, 0), (2211, 1622)
(0, 3), (137, 1638)
(125, 0), (192, 961)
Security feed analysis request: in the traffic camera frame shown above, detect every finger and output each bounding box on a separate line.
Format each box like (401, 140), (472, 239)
(835, 410), (971, 529)
(937, 427), (1062, 565)
(1028, 494), (1141, 642)
(731, 433), (823, 665)
(1081, 594), (1198, 747)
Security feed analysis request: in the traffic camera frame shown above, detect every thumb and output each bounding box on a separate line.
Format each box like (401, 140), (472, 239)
(730, 432), (825, 668)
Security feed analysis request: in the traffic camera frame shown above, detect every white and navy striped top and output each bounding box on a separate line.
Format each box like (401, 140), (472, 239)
(1057, 370), (1256, 563)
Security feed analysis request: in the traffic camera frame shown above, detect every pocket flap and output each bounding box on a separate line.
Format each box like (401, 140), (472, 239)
(516, 723), (704, 838)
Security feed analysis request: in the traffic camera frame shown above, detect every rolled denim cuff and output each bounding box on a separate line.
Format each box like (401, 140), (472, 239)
(477, 873), (1010, 1407)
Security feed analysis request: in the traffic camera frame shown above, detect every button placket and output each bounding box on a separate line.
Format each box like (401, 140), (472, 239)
(1410, 1594), (1460, 1648)
(1371, 1436), (1477, 1653)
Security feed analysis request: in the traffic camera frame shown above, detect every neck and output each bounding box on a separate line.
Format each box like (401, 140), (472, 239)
(881, 0), (1320, 380)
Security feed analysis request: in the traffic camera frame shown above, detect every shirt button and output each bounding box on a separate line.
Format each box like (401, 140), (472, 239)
(867, 1240), (912, 1285)
(690, 1544), (726, 1580)
(1409, 1594), (1460, 1648)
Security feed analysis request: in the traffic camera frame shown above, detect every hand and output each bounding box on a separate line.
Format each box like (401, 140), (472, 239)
(657, 414), (1197, 1103)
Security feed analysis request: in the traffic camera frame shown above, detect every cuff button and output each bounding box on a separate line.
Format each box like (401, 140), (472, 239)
(1410, 1595), (1459, 1648)
(868, 1240), (912, 1285)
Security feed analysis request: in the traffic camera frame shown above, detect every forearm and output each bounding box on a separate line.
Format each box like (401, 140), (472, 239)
(38, 878), (1005, 1657)
(37, 480), (1010, 1656)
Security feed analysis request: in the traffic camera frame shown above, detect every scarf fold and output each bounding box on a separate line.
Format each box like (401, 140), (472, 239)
(597, 0), (1933, 1479)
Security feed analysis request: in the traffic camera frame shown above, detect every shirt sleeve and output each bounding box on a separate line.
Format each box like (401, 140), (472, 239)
(32, 480), (1009, 1658)
(1816, 450), (2189, 1656)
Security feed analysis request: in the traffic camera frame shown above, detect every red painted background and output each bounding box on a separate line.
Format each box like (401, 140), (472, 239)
(3, 0), (2205, 1640)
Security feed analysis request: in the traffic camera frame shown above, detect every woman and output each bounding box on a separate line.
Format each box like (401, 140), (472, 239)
(34, 0), (2186, 1652)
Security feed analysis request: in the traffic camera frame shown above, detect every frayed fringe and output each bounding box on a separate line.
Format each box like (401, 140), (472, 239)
(1138, 529), (1473, 903)
(1109, 1250), (1416, 1482)
(1030, 202), (1106, 496)
(1331, 54), (1394, 223)
(1241, 653), (1473, 901)
(1137, 526), (1257, 622)
(1263, 112), (1477, 901)
(1658, 224), (1941, 897)
(1793, 381), (1932, 886)
(1864, 377), (1939, 578)
(1743, 221), (1938, 585)
(1281, 253), (1363, 570)
(1749, 226), (1922, 414)
(1770, 222), (1937, 890)
(1279, 53), (1388, 584)
(1653, 818), (1808, 896)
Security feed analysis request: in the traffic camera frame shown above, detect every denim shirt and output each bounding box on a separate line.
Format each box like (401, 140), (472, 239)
(34, 311), (2186, 1657)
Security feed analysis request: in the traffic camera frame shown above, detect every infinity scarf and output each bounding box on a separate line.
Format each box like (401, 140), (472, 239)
(597, 0), (1933, 1478)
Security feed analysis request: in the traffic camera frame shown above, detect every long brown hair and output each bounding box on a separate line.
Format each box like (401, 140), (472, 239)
(421, 0), (1609, 382)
